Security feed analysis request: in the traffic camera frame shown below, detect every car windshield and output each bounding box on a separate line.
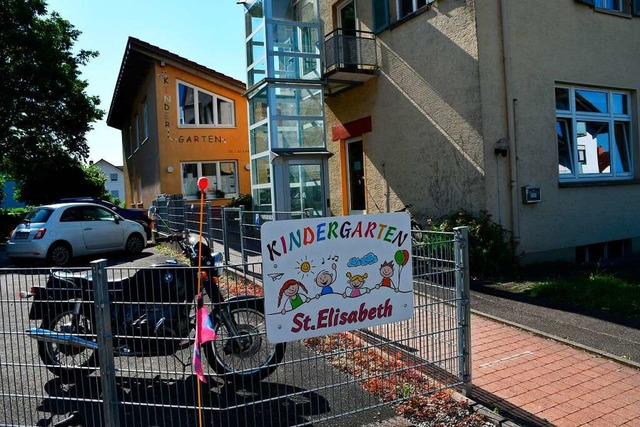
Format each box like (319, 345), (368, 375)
(24, 207), (54, 224)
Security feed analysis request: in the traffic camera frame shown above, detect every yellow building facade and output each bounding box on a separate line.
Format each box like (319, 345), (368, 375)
(107, 37), (250, 209)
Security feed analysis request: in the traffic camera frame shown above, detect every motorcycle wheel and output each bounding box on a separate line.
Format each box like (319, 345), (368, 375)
(204, 298), (285, 383)
(37, 308), (98, 382)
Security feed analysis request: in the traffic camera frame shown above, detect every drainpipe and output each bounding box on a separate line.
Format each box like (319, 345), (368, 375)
(500, 0), (520, 252)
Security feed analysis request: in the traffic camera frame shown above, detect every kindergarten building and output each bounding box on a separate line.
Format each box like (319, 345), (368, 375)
(107, 37), (250, 208)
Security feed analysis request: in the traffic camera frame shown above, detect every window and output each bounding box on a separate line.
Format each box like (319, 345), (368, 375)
(556, 85), (633, 181)
(178, 82), (235, 127)
(111, 190), (120, 199)
(181, 161), (238, 199)
(576, 0), (640, 15)
(110, 173), (118, 182)
(397, 0), (429, 20)
(595, 0), (625, 11)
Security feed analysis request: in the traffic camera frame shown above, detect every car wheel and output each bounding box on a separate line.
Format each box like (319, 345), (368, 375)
(126, 233), (145, 255)
(47, 243), (72, 267)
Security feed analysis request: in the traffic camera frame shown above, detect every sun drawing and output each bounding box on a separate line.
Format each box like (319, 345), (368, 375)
(295, 256), (315, 278)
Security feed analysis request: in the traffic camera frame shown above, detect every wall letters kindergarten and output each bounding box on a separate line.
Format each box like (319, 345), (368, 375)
(261, 212), (414, 343)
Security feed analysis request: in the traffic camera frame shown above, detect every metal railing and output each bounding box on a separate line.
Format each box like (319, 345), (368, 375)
(0, 226), (471, 426)
(324, 28), (378, 72)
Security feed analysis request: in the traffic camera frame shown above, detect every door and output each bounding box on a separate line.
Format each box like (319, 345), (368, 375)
(287, 161), (324, 218)
(79, 206), (125, 250)
(337, 0), (358, 67)
(346, 139), (365, 214)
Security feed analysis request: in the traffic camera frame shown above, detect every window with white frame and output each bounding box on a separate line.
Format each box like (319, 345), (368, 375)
(397, 0), (429, 20)
(177, 81), (235, 127)
(556, 86), (633, 181)
(181, 161), (238, 199)
(110, 173), (118, 182)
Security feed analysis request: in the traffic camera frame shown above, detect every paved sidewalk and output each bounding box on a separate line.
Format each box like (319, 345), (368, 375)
(471, 314), (640, 426)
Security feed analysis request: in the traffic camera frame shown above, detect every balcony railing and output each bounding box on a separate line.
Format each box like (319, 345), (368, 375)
(324, 28), (378, 73)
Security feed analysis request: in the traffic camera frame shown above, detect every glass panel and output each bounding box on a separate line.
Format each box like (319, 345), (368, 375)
(301, 120), (324, 148)
(575, 89), (608, 114)
(245, 0), (264, 37)
(289, 163), (322, 216)
(250, 90), (268, 125)
(248, 59), (266, 86)
(252, 156), (271, 185)
(271, 0), (317, 22)
(400, 0), (413, 18)
(613, 93), (628, 115)
(217, 98), (234, 125)
(557, 119), (573, 175)
(273, 24), (296, 53)
(251, 123), (269, 154)
(182, 163), (198, 197)
(247, 30), (265, 66)
(179, 84), (195, 125)
(201, 163), (218, 196)
(198, 91), (214, 125)
(578, 121), (610, 174)
(254, 187), (272, 208)
(274, 87), (323, 116)
(219, 162), (237, 195)
(555, 88), (570, 111)
(613, 122), (631, 174)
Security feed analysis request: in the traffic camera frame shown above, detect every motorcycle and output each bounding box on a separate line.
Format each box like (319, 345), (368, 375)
(22, 206), (286, 383)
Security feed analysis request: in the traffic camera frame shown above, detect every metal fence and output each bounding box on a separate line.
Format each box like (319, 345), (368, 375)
(0, 226), (471, 427)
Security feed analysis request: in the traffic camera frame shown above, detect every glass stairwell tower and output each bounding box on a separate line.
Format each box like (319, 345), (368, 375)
(242, 0), (329, 218)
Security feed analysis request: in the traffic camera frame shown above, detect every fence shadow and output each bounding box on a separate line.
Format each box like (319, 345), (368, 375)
(38, 375), (330, 427)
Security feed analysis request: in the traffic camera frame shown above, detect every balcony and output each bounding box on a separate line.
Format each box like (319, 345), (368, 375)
(323, 29), (378, 96)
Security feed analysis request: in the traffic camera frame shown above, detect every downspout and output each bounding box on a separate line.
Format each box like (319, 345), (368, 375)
(500, 0), (520, 253)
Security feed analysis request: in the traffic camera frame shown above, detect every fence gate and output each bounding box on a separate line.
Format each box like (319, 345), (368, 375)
(0, 227), (471, 426)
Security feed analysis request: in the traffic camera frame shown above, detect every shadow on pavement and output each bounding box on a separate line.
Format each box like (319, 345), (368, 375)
(470, 386), (553, 427)
(38, 375), (330, 427)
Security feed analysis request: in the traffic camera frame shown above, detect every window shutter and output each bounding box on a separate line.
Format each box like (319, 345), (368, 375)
(633, 0), (640, 16)
(372, 0), (389, 33)
(575, 0), (595, 5)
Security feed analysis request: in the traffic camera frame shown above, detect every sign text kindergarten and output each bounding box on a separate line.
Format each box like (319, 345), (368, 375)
(261, 213), (414, 343)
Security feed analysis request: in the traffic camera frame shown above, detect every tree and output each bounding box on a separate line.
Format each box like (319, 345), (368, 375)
(0, 0), (103, 190)
(16, 153), (111, 205)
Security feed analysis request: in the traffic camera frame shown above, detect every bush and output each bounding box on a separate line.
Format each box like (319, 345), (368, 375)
(426, 210), (513, 279)
(0, 208), (30, 243)
(225, 193), (253, 210)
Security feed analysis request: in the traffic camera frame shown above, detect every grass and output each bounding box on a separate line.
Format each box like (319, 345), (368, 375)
(522, 272), (640, 319)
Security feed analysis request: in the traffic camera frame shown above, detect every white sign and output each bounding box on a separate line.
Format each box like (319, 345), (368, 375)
(261, 213), (414, 343)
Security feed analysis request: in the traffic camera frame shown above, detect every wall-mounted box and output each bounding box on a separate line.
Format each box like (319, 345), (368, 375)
(522, 186), (541, 204)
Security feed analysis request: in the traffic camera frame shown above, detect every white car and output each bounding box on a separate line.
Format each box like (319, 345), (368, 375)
(7, 202), (146, 267)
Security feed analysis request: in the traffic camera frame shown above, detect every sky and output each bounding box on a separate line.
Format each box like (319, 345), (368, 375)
(46, 0), (247, 166)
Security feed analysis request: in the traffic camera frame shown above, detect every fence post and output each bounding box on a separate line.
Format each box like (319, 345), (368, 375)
(91, 259), (120, 427)
(221, 207), (230, 263)
(454, 226), (472, 397)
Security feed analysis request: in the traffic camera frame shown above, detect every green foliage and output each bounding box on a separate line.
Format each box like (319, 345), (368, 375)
(16, 158), (111, 205)
(524, 273), (640, 319)
(226, 193), (253, 210)
(427, 210), (513, 279)
(0, 208), (30, 243)
(0, 0), (103, 183)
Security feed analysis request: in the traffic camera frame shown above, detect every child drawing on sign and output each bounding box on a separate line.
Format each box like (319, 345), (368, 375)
(375, 261), (398, 292)
(277, 279), (310, 314)
(343, 272), (370, 298)
(314, 263), (337, 298)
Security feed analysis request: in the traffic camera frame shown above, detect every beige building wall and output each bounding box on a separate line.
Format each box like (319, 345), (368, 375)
(322, 0), (640, 263)
(321, 0), (486, 223)
(476, 0), (640, 262)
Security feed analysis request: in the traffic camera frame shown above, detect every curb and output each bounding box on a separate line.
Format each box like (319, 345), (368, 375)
(471, 309), (640, 370)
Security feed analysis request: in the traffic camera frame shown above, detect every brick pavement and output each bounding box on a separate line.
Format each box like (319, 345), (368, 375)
(471, 314), (640, 426)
